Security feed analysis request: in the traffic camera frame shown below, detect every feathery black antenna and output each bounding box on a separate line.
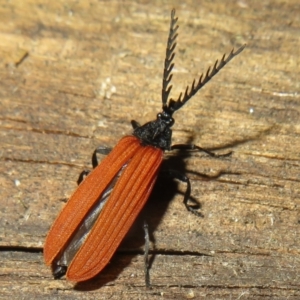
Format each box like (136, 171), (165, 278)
(162, 9), (178, 107)
(167, 44), (246, 112)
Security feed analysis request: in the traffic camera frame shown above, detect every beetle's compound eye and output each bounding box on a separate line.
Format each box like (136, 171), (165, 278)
(157, 112), (174, 127)
(166, 117), (174, 126)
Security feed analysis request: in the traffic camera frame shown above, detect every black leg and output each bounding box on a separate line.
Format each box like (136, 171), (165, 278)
(171, 143), (232, 157)
(77, 170), (90, 185)
(143, 221), (151, 288)
(162, 169), (202, 217)
(77, 146), (112, 185)
(92, 146), (112, 168)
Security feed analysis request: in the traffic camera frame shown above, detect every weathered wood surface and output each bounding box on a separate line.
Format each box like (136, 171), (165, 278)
(0, 0), (299, 299)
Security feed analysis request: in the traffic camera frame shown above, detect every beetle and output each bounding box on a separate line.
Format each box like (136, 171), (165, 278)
(44, 9), (245, 283)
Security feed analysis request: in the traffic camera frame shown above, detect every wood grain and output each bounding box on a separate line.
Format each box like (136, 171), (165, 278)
(0, 0), (299, 299)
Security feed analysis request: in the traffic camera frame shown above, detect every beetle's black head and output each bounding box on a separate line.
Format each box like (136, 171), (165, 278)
(133, 9), (245, 151)
(132, 107), (174, 150)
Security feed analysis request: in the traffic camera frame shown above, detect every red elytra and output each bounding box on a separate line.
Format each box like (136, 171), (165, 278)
(44, 9), (245, 283)
(44, 136), (162, 281)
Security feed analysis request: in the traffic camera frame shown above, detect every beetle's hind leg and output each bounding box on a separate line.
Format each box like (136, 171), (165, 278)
(77, 146), (112, 185)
